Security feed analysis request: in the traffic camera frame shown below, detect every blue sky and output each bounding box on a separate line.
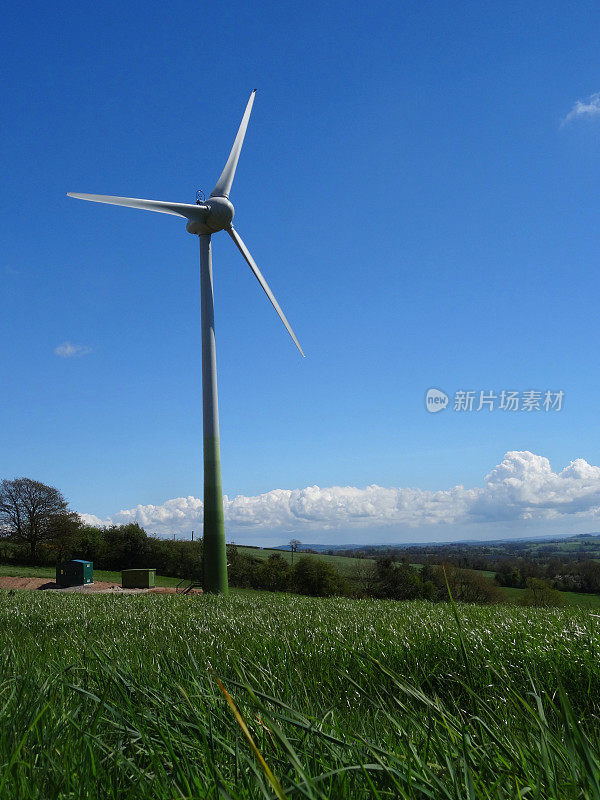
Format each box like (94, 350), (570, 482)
(3, 0), (600, 545)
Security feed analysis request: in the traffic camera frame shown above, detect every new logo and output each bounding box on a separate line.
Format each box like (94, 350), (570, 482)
(425, 388), (449, 413)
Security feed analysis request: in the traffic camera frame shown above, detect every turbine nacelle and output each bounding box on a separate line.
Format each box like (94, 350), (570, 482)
(187, 196), (234, 235)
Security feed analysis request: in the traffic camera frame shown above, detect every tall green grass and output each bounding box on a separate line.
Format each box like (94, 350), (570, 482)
(0, 590), (599, 798)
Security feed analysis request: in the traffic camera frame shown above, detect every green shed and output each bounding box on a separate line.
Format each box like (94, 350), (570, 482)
(56, 559), (93, 587)
(121, 569), (156, 589)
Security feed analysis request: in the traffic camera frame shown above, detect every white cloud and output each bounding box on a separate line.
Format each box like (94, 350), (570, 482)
(79, 514), (105, 527)
(54, 341), (92, 358)
(562, 92), (600, 125)
(81, 451), (600, 540)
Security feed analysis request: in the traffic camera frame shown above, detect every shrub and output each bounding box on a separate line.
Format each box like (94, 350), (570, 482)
(437, 565), (507, 604)
(257, 554), (291, 592)
(291, 556), (343, 596)
(518, 578), (567, 607)
(375, 558), (424, 600)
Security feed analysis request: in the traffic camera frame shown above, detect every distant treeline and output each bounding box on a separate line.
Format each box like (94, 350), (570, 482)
(227, 548), (505, 603)
(330, 539), (600, 596)
(332, 535), (600, 564)
(493, 558), (600, 593)
(1, 524), (505, 603)
(0, 477), (207, 579)
(1, 523), (205, 582)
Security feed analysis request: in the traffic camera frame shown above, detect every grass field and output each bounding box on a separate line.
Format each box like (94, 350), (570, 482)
(501, 584), (600, 609)
(1, 589), (600, 798)
(236, 545), (369, 577)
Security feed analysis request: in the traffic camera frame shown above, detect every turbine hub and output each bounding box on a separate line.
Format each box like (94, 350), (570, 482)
(204, 196), (234, 232)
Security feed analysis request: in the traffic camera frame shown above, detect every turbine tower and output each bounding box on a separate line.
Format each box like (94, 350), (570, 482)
(68, 91), (304, 594)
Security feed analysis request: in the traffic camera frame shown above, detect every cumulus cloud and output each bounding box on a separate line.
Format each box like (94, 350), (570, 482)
(54, 341), (92, 358)
(562, 92), (600, 125)
(81, 451), (600, 539)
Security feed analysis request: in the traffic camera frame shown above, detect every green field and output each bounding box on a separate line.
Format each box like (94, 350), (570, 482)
(473, 569), (497, 579)
(501, 584), (600, 609)
(1, 589), (599, 798)
(243, 548), (439, 585)
(236, 545), (370, 576)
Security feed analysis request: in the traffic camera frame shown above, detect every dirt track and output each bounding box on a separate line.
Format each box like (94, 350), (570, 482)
(0, 577), (202, 594)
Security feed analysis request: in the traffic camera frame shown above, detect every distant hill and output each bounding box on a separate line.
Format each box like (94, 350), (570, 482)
(273, 532), (600, 553)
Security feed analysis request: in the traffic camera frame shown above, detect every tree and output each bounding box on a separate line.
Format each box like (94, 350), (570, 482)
(257, 554), (290, 592)
(291, 557), (341, 596)
(374, 558), (424, 600)
(226, 544), (258, 588)
(289, 539), (301, 564)
(517, 578), (566, 608)
(45, 511), (82, 563)
(352, 558), (379, 596)
(0, 478), (79, 563)
(101, 523), (148, 570)
(438, 565), (506, 604)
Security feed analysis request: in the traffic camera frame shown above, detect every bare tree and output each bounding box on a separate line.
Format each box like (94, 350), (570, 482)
(0, 478), (79, 563)
(289, 538), (301, 564)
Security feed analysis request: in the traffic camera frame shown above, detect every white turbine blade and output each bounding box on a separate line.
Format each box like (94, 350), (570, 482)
(67, 193), (208, 220)
(211, 91), (256, 199)
(228, 226), (305, 357)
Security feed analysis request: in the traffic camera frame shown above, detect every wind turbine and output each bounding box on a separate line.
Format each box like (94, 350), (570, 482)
(68, 91), (304, 594)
